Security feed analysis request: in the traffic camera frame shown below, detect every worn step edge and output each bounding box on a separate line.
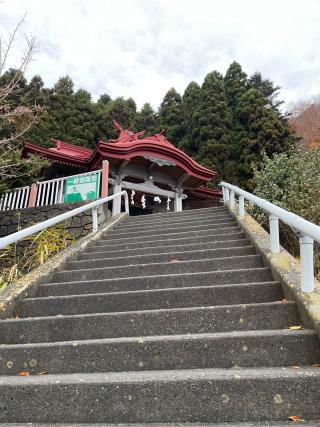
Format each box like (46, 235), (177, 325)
(0, 423), (319, 427)
(102, 225), (240, 243)
(1, 368), (320, 423)
(124, 206), (227, 221)
(70, 246), (256, 270)
(112, 218), (235, 235)
(83, 238), (251, 258)
(94, 231), (246, 250)
(0, 301), (299, 344)
(116, 213), (233, 230)
(109, 220), (237, 239)
(38, 267), (274, 296)
(18, 281), (282, 317)
(53, 255), (263, 282)
(0, 330), (318, 376)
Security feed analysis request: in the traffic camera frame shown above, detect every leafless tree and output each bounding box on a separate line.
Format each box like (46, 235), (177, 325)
(0, 14), (48, 188)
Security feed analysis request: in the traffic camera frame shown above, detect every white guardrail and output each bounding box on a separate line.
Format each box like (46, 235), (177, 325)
(0, 186), (30, 211)
(0, 190), (129, 251)
(220, 182), (320, 293)
(0, 170), (103, 211)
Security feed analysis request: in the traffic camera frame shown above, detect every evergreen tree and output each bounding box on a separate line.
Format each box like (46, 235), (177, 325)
(193, 71), (237, 181)
(133, 102), (157, 134)
(235, 87), (295, 188)
(158, 88), (184, 146)
(97, 97), (137, 140)
(179, 82), (201, 155)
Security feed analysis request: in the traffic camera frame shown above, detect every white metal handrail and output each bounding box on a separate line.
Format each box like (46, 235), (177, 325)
(220, 181), (320, 292)
(0, 190), (129, 250)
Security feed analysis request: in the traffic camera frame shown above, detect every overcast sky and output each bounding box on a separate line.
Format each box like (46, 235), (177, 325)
(1, 0), (320, 110)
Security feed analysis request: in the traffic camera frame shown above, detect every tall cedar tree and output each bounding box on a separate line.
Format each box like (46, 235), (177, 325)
(133, 102), (157, 135)
(179, 81), (201, 155)
(97, 97), (137, 140)
(158, 88), (184, 147)
(194, 71), (237, 182)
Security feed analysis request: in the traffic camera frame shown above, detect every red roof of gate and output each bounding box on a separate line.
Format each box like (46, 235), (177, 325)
(23, 120), (216, 188)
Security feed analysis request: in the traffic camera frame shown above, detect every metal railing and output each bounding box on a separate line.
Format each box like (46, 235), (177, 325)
(220, 181), (320, 293)
(0, 190), (129, 250)
(0, 170), (103, 212)
(0, 186), (30, 211)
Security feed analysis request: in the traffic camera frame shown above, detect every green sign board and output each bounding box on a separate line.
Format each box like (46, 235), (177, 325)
(64, 173), (100, 203)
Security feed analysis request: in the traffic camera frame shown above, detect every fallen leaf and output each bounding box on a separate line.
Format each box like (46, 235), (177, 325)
(288, 326), (302, 330)
(312, 363), (320, 368)
(288, 415), (303, 422)
(18, 371), (29, 376)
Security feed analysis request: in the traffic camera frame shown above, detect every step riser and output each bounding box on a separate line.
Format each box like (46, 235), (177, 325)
(0, 332), (318, 376)
(82, 238), (251, 259)
(94, 231), (246, 251)
(116, 214), (233, 230)
(103, 225), (240, 244)
(124, 207), (227, 222)
(53, 255), (264, 282)
(18, 282), (283, 318)
(0, 303), (299, 344)
(71, 246), (256, 270)
(38, 268), (274, 297)
(111, 218), (236, 237)
(1, 371), (319, 423)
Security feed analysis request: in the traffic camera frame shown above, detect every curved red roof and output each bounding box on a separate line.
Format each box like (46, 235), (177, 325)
(23, 120), (216, 188)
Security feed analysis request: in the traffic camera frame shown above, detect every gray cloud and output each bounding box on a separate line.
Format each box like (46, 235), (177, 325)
(1, 0), (320, 110)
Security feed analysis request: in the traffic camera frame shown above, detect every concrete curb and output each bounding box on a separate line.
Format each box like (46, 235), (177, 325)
(0, 213), (128, 319)
(228, 204), (320, 338)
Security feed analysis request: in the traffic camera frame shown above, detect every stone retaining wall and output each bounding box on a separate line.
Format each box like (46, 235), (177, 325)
(0, 202), (94, 240)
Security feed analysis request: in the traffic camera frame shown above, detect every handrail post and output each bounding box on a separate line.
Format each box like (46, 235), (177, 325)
(92, 206), (98, 233)
(238, 196), (245, 216)
(230, 190), (235, 208)
(269, 214), (280, 253)
(299, 234), (314, 292)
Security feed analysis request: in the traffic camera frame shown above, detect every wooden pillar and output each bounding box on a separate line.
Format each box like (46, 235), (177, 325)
(112, 181), (122, 216)
(100, 160), (109, 198)
(174, 190), (183, 212)
(27, 183), (38, 208)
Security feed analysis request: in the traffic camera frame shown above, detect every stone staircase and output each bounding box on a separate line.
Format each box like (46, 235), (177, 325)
(0, 206), (320, 425)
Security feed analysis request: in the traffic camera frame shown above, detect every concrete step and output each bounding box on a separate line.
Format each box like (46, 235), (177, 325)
(70, 246), (256, 270)
(94, 230), (246, 251)
(18, 281), (283, 317)
(38, 267), (275, 296)
(102, 224), (240, 244)
(115, 212), (233, 231)
(1, 367), (320, 423)
(0, 423), (318, 427)
(0, 330), (318, 376)
(112, 217), (235, 236)
(124, 207), (227, 223)
(109, 219), (237, 239)
(83, 237), (251, 258)
(0, 302), (299, 344)
(51, 255), (264, 283)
